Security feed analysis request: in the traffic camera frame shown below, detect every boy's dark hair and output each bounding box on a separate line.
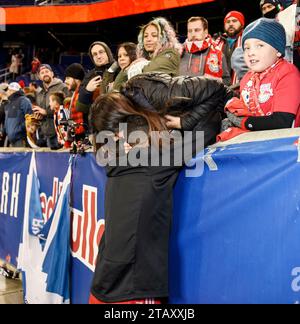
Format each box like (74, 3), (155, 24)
(29, 82), (38, 89)
(50, 92), (65, 106)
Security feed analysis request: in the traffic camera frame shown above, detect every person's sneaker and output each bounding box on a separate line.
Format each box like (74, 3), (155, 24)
(0, 265), (14, 278)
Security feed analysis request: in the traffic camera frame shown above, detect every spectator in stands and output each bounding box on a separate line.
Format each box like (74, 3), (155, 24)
(64, 63), (86, 144)
(230, 47), (249, 88)
(25, 113), (42, 149)
(76, 41), (116, 115)
(4, 82), (32, 147)
(260, 0), (283, 18)
(215, 11), (246, 86)
(260, 0), (300, 70)
(34, 64), (69, 149)
(113, 42), (137, 91)
(89, 72), (233, 304)
(218, 18), (300, 142)
(27, 82), (42, 104)
(9, 51), (19, 80)
(31, 56), (41, 80)
(18, 80), (26, 89)
(0, 83), (9, 147)
(179, 16), (231, 85)
(49, 92), (70, 148)
(15, 49), (24, 77)
(127, 17), (182, 79)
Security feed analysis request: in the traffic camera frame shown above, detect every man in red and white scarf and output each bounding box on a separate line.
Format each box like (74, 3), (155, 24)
(180, 16), (231, 85)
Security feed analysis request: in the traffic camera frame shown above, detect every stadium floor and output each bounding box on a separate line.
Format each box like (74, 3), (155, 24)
(0, 276), (23, 304)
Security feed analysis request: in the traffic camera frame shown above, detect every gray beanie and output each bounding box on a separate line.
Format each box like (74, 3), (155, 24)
(242, 18), (286, 57)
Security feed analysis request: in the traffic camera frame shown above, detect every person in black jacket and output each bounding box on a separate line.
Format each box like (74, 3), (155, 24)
(76, 42), (118, 116)
(0, 83), (9, 146)
(121, 72), (233, 146)
(89, 74), (232, 304)
(4, 82), (32, 147)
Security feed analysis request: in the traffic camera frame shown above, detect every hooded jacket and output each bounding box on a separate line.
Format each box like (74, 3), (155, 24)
(77, 41), (118, 114)
(122, 72), (233, 146)
(4, 90), (32, 144)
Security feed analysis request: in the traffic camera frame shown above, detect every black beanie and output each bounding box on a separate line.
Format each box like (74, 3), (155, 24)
(65, 63), (85, 81)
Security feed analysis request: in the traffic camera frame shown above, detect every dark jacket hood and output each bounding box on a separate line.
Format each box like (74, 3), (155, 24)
(88, 41), (114, 66)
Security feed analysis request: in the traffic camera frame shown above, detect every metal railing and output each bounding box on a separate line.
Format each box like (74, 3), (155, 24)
(0, 67), (10, 82)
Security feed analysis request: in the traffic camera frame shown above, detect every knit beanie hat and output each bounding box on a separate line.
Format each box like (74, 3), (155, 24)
(260, 0), (282, 9)
(65, 63), (85, 81)
(88, 41), (114, 66)
(242, 18), (286, 57)
(38, 64), (53, 74)
(224, 11), (245, 27)
(8, 82), (21, 92)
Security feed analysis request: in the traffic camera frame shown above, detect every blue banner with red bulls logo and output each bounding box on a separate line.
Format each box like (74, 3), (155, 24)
(0, 151), (106, 304)
(69, 154), (107, 304)
(169, 136), (300, 304)
(1, 135), (300, 304)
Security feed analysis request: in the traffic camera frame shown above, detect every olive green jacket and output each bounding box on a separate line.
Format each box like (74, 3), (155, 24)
(113, 48), (180, 91)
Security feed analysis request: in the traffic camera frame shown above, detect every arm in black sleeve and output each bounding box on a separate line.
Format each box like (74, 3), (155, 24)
(181, 97), (220, 130)
(245, 112), (295, 131)
(181, 85), (234, 130)
(76, 87), (94, 114)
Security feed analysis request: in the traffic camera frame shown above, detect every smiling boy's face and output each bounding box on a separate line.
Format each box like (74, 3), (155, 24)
(244, 38), (280, 72)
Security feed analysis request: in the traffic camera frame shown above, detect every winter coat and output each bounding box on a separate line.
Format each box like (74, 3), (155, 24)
(36, 78), (70, 137)
(113, 48), (181, 91)
(76, 65), (117, 114)
(122, 72), (233, 146)
(91, 115), (181, 303)
(4, 91), (32, 144)
(0, 99), (6, 126)
(76, 41), (117, 114)
(143, 48), (180, 77)
(0, 99), (8, 145)
(180, 48), (231, 86)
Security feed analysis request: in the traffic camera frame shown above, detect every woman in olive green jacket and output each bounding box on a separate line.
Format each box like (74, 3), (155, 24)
(113, 17), (182, 91)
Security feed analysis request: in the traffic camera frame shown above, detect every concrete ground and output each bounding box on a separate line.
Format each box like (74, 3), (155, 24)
(0, 275), (23, 304)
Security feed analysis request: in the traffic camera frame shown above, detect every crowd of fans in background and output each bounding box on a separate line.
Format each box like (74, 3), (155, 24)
(0, 0), (299, 151)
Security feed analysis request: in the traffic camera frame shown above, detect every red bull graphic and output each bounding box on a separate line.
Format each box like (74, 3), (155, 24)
(71, 185), (105, 271)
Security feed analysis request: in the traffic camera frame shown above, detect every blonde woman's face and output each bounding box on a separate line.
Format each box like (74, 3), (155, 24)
(143, 24), (159, 53)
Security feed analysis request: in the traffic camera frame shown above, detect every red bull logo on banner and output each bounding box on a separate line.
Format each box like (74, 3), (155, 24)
(40, 177), (63, 222)
(71, 185), (104, 271)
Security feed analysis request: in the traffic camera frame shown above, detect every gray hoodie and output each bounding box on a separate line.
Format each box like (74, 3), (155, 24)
(36, 77), (70, 137)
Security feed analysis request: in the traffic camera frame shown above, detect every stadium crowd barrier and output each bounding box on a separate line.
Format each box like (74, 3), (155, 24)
(1, 128), (300, 303)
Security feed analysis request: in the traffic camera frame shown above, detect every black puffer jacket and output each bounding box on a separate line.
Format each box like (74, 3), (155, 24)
(122, 72), (234, 146)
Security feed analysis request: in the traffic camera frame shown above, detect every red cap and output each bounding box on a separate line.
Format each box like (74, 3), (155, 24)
(224, 11), (245, 27)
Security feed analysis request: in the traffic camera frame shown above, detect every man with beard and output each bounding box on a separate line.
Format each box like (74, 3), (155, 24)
(34, 64), (70, 149)
(179, 16), (231, 85)
(215, 11), (246, 86)
(63, 63), (86, 143)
